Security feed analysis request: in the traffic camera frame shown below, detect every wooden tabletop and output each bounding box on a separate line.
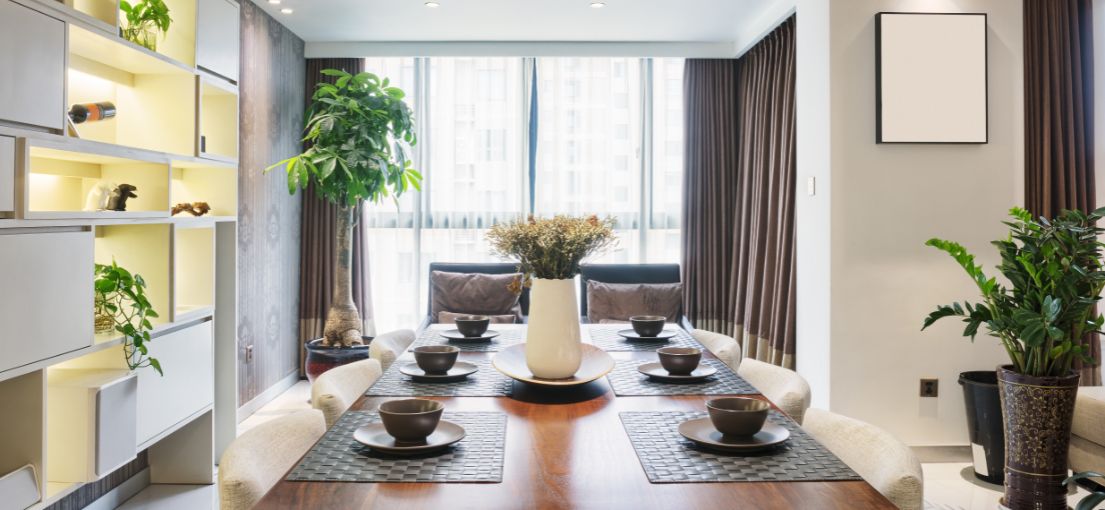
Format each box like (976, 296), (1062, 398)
(257, 325), (895, 510)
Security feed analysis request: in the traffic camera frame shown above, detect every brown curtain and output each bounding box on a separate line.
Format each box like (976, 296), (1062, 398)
(1024, 0), (1101, 385)
(682, 17), (797, 369)
(299, 58), (375, 375)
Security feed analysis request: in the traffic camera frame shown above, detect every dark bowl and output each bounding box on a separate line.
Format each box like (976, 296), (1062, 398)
(706, 397), (770, 436)
(630, 315), (666, 337)
(413, 345), (460, 374)
(657, 346), (701, 375)
(454, 315), (491, 337)
(378, 398), (445, 443)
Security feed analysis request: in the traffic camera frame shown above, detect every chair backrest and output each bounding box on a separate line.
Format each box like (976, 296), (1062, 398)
(690, 329), (742, 371)
(218, 410), (326, 510)
(578, 263), (682, 317)
(802, 408), (924, 510)
(736, 358), (812, 424)
(427, 262), (530, 318)
(311, 358), (383, 428)
(368, 329), (416, 372)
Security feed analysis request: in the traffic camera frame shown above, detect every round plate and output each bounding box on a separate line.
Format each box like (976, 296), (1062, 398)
(678, 417), (790, 453)
(617, 329), (679, 341)
(353, 420), (466, 456)
(491, 343), (614, 387)
(399, 361), (478, 382)
(636, 362), (717, 382)
(440, 329), (501, 342)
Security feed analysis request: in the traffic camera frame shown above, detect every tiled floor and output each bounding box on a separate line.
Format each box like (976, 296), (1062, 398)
(241, 382), (1099, 510)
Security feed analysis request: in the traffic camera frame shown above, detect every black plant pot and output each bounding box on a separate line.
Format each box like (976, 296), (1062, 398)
(959, 371), (1004, 485)
(304, 338), (370, 382)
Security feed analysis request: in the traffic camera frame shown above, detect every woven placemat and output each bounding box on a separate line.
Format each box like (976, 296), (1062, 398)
(367, 358), (513, 397)
(286, 411), (506, 483)
(409, 328), (526, 352)
(619, 411), (861, 483)
(585, 327), (703, 352)
(607, 359), (758, 396)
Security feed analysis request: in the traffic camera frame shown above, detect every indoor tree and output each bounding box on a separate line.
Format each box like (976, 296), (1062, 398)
(269, 69), (419, 347)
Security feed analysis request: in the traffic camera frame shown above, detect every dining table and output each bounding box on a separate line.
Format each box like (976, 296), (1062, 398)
(256, 324), (896, 510)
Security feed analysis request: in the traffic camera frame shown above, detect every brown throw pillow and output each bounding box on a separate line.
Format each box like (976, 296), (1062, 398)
(431, 270), (523, 322)
(587, 281), (682, 323)
(438, 312), (517, 324)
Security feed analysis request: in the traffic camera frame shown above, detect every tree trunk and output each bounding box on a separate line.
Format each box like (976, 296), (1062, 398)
(322, 204), (363, 347)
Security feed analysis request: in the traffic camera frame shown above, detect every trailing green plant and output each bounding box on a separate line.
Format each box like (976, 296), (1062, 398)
(95, 260), (162, 375)
(1065, 472), (1105, 510)
(486, 215), (617, 288)
(267, 69), (419, 347)
(119, 0), (172, 51)
(922, 207), (1105, 377)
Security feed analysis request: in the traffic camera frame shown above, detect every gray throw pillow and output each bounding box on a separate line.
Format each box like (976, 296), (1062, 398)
(430, 270), (523, 322)
(587, 281), (682, 323)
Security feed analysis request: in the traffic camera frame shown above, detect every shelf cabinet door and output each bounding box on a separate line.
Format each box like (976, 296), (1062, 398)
(196, 0), (240, 83)
(0, 0), (65, 130)
(136, 321), (214, 445)
(0, 230), (94, 374)
(0, 136), (12, 212)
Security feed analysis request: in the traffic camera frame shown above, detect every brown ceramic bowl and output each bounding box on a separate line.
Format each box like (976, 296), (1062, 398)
(454, 315), (491, 337)
(656, 346), (702, 375)
(413, 345), (460, 374)
(706, 397), (770, 436)
(630, 315), (667, 337)
(378, 398), (445, 443)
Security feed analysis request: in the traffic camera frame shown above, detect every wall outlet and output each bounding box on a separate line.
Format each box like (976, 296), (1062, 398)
(920, 378), (939, 397)
(245, 344), (254, 362)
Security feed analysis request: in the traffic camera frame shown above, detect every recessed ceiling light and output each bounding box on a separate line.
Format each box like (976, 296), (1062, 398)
(268, 0), (280, 4)
(425, 1), (440, 7)
(590, 1), (605, 8)
(280, 7), (293, 13)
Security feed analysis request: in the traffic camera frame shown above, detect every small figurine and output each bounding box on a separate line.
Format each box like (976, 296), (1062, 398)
(172, 202), (191, 216)
(83, 181), (115, 211)
(106, 184), (138, 211)
(172, 202), (212, 216)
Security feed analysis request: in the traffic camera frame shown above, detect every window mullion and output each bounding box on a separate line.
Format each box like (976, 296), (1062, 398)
(639, 58), (654, 263)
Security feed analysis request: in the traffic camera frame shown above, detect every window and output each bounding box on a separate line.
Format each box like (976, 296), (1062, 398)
(359, 57), (685, 333)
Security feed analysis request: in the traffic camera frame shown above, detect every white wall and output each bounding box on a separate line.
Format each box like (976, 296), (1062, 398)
(796, 0), (1024, 445)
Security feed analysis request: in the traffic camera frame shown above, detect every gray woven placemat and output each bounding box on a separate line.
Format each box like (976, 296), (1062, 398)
(619, 410), (862, 483)
(585, 327), (703, 352)
(367, 358), (513, 397)
(409, 327), (526, 352)
(607, 359), (759, 396)
(286, 411), (506, 483)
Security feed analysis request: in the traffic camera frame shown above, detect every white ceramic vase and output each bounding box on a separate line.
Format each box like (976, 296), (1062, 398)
(525, 277), (582, 379)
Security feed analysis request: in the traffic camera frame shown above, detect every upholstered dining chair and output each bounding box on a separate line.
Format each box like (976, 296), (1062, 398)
(802, 409), (924, 510)
(736, 358), (812, 424)
(218, 410), (326, 510)
(421, 262), (531, 329)
(690, 329), (742, 371)
(311, 358), (383, 428)
(367, 328), (416, 371)
(578, 263), (692, 329)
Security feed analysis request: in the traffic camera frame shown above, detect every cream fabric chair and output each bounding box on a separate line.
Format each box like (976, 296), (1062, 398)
(690, 329), (742, 371)
(218, 410), (325, 510)
(311, 358), (383, 428)
(368, 328), (416, 371)
(736, 358), (811, 423)
(802, 409), (923, 510)
(1070, 386), (1105, 482)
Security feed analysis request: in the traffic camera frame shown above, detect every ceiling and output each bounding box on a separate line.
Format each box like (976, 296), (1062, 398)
(249, 0), (781, 44)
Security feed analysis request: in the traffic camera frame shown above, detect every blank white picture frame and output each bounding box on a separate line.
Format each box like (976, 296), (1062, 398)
(875, 13), (988, 144)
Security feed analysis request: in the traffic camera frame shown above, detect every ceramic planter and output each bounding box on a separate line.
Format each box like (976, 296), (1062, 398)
(997, 365), (1079, 510)
(304, 338), (370, 382)
(524, 278), (582, 379)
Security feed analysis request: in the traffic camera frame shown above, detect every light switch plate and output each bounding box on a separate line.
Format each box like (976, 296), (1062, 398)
(806, 176), (816, 196)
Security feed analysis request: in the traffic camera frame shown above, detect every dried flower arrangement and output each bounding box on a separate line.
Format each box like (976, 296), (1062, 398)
(486, 215), (617, 289)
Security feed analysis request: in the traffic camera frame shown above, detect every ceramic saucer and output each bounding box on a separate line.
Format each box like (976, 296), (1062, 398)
(636, 362), (717, 382)
(399, 361), (478, 382)
(491, 343), (614, 387)
(617, 329), (679, 341)
(440, 329), (500, 342)
(353, 420), (466, 456)
(677, 418), (790, 453)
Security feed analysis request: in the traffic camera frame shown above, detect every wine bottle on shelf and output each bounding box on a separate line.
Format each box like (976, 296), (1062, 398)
(68, 102), (117, 124)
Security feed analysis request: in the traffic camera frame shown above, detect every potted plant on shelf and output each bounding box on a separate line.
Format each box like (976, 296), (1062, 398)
(923, 207), (1105, 510)
(268, 69), (419, 380)
(486, 215), (616, 378)
(119, 0), (172, 52)
(95, 260), (162, 375)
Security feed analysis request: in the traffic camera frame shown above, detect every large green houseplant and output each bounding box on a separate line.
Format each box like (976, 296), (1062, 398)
(923, 207), (1105, 510)
(269, 69), (419, 353)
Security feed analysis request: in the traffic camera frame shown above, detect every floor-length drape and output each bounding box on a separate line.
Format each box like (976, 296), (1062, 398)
(298, 58), (375, 375)
(682, 17), (796, 369)
(1024, 0), (1100, 385)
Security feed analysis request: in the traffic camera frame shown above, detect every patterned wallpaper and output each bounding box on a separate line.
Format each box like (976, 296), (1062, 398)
(238, 1), (305, 405)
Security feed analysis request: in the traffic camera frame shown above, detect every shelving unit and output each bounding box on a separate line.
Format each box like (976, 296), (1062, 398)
(173, 225), (215, 321)
(170, 160), (238, 217)
(94, 223), (173, 332)
(198, 77), (239, 160)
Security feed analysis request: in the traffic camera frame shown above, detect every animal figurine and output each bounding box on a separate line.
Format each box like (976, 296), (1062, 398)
(171, 202), (212, 216)
(82, 181), (115, 211)
(172, 202), (191, 216)
(105, 184), (138, 211)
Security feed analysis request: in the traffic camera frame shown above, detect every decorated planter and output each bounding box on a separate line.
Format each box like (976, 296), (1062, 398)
(304, 338), (370, 382)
